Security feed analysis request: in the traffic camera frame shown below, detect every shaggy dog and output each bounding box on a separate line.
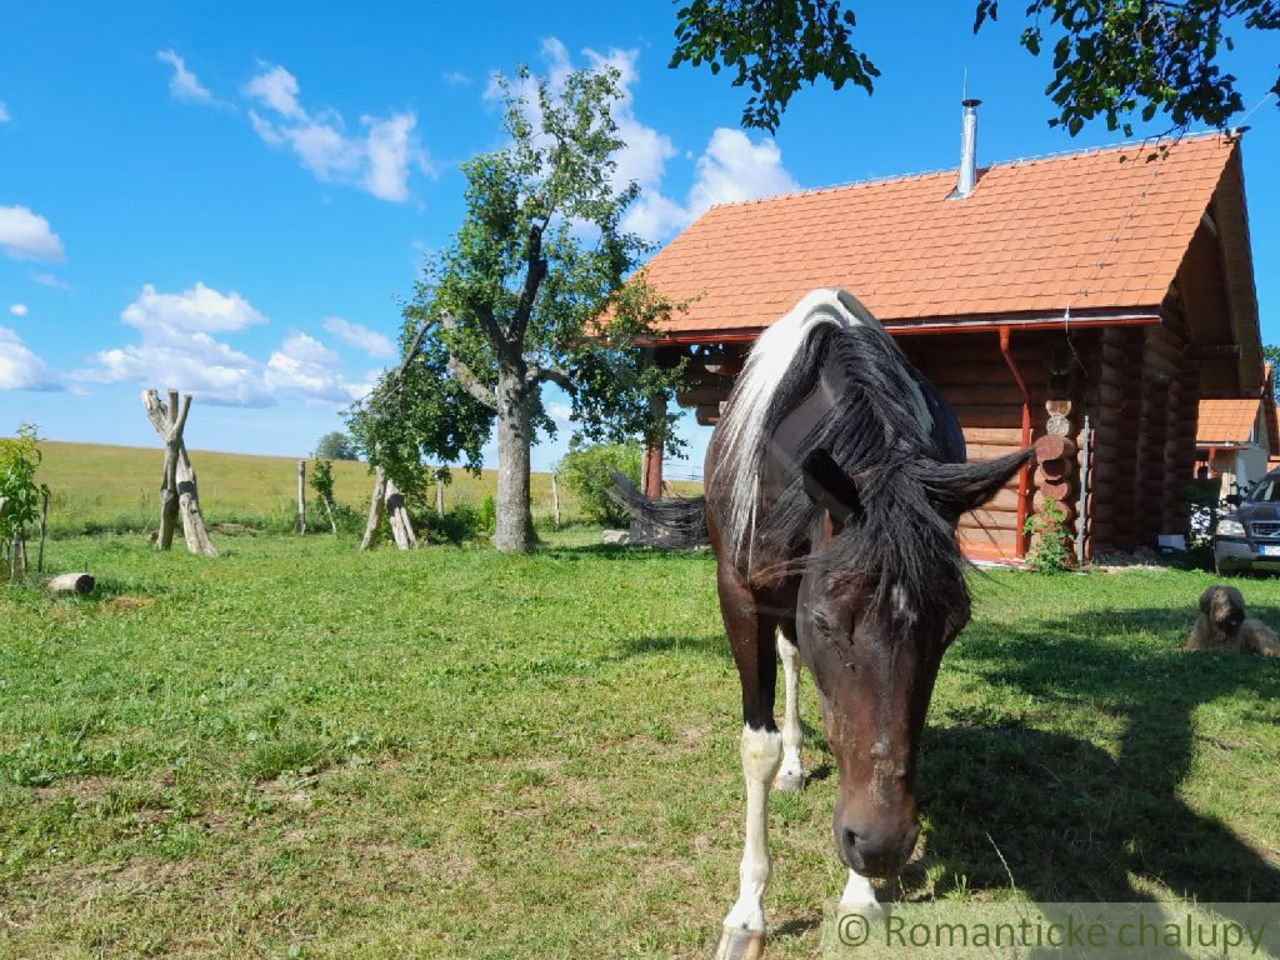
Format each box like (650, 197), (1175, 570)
(1185, 585), (1280, 656)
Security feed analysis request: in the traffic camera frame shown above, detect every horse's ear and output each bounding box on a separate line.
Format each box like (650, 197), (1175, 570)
(801, 449), (863, 529)
(925, 448), (1033, 521)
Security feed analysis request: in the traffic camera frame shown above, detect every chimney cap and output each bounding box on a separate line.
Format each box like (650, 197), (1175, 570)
(962, 98), (982, 108)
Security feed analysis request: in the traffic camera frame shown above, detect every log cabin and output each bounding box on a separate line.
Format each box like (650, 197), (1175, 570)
(636, 105), (1263, 562)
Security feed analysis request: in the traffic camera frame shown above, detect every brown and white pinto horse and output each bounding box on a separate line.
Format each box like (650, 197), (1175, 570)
(617, 290), (1029, 958)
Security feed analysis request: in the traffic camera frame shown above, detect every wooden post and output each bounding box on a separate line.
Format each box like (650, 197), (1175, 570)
(359, 468), (388, 551)
(551, 473), (561, 526)
(323, 496), (338, 535)
(435, 473), (445, 519)
(142, 389), (217, 557)
(385, 478), (416, 550)
(297, 460), (307, 534)
(37, 488), (48, 574)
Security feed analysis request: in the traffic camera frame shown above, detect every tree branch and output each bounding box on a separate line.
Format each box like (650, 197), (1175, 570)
(527, 363), (575, 392)
(511, 222), (548, 345)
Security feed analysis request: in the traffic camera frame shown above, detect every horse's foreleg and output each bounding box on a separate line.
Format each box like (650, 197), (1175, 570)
(839, 868), (880, 910)
(716, 724), (782, 960)
(714, 564), (781, 960)
(774, 626), (803, 791)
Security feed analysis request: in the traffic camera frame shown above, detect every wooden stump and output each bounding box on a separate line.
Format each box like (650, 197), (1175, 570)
(142, 389), (217, 557)
(359, 469), (388, 551)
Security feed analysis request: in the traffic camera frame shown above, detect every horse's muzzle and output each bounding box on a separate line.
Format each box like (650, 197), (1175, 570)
(837, 818), (921, 878)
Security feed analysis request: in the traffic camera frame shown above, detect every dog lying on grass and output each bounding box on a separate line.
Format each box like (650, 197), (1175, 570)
(1186, 585), (1280, 656)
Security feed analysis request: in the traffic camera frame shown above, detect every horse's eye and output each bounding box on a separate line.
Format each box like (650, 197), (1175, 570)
(812, 611), (835, 636)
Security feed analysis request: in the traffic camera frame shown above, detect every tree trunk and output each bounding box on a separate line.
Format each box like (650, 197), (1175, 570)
(359, 468), (388, 551)
(385, 478), (417, 550)
(493, 372), (537, 552)
(175, 447), (218, 557)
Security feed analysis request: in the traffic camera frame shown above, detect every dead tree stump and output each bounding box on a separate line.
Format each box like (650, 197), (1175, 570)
(358, 469), (416, 550)
(142, 389), (217, 557)
(360, 469), (388, 551)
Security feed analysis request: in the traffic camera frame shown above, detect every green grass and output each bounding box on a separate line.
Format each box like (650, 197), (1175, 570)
(1, 533), (1278, 958)
(35, 440), (701, 537)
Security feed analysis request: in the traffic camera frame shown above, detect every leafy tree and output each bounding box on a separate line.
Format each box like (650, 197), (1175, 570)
(313, 431), (359, 461)
(348, 63), (685, 552)
(671, 0), (1279, 134)
(1264, 344), (1280, 403)
(0, 424), (50, 572)
(556, 441), (643, 527)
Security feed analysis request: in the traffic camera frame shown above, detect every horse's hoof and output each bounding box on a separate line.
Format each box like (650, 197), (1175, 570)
(713, 925), (766, 960)
(773, 771), (803, 792)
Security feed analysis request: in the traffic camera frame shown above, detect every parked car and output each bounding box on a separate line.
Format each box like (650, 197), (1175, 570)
(1213, 470), (1280, 575)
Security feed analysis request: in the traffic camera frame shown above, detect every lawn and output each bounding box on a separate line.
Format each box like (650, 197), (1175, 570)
(2, 531), (1278, 959)
(36, 441), (701, 537)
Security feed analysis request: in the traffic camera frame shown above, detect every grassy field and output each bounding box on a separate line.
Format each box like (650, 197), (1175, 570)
(2, 531), (1278, 958)
(36, 441), (696, 537)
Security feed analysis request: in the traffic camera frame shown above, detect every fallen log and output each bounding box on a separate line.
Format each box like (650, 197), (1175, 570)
(46, 572), (94, 595)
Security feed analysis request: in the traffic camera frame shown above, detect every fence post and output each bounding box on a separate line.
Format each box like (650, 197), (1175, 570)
(297, 460), (306, 534)
(551, 473), (561, 526)
(435, 473), (445, 519)
(37, 488), (49, 573)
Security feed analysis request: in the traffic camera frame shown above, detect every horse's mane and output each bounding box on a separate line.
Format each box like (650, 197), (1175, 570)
(709, 289), (971, 611)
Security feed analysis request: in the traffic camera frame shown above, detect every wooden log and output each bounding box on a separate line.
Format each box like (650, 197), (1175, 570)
(1045, 399), (1073, 417)
(1046, 414), (1072, 437)
(1037, 457), (1074, 481)
(142, 389), (216, 557)
(947, 404), (1028, 429)
(675, 385), (731, 408)
(551, 474), (561, 527)
(1034, 435), (1077, 461)
(1035, 478), (1072, 501)
(937, 386), (1035, 406)
(46, 572), (94, 595)
(175, 447), (217, 557)
(695, 403), (722, 427)
(385, 478), (416, 550)
(359, 468), (387, 551)
(961, 426), (1026, 445)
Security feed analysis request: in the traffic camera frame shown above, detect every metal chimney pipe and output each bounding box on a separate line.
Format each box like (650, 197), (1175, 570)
(950, 98), (981, 200)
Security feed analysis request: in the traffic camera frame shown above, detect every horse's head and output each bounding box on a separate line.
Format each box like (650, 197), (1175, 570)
(794, 448), (1028, 877)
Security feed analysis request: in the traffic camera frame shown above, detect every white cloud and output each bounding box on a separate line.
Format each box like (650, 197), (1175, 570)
(0, 326), (60, 391)
(31, 272), (71, 293)
(243, 63), (430, 202)
(265, 331), (364, 406)
(323, 316), (394, 359)
(0, 102), (9, 123)
(122, 281), (266, 336)
(623, 127), (799, 243)
(156, 49), (215, 104)
(0, 205), (65, 261)
(9, 303), (28, 317)
(443, 71), (473, 87)
(82, 282), (271, 406)
(81, 283), (367, 409)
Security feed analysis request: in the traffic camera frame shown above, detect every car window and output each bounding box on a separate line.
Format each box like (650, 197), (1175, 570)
(1246, 479), (1280, 502)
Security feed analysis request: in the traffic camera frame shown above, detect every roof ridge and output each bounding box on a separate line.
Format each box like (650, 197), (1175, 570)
(704, 129), (1233, 212)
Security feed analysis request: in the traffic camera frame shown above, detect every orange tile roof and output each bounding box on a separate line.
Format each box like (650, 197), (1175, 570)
(1197, 398), (1260, 445)
(644, 133), (1238, 336)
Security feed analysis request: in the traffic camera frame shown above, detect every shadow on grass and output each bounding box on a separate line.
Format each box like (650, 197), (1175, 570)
(910, 607), (1280, 913)
(611, 632), (730, 661)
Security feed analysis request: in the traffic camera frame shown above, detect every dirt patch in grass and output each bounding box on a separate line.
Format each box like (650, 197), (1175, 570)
(101, 595), (156, 614)
(31, 775), (117, 804)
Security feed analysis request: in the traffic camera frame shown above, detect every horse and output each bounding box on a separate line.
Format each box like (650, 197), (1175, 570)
(615, 289), (1030, 959)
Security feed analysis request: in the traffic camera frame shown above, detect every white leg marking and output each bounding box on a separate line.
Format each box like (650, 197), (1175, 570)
(839, 868), (881, 913)
(775, 630), (804, 791)
(722, 725), (783, 933)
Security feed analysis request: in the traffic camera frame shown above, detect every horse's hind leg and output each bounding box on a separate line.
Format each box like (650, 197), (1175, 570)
(774, 624), (804, 791)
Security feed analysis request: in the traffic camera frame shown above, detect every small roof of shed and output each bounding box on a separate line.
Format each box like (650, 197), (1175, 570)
(643, 132), (1250, 343)
(1197, 398), (1261, 446)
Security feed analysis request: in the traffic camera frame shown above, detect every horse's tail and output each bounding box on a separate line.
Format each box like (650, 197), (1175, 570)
(609, 471), (710, 548)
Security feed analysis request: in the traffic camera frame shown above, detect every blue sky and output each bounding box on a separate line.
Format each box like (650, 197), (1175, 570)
(2, 1), (1277, 478)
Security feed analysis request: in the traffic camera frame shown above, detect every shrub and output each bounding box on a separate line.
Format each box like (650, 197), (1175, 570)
(1023, 496), (1071, 573)
(0, 424), (50, 575)
(555, 442), (642, 527)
